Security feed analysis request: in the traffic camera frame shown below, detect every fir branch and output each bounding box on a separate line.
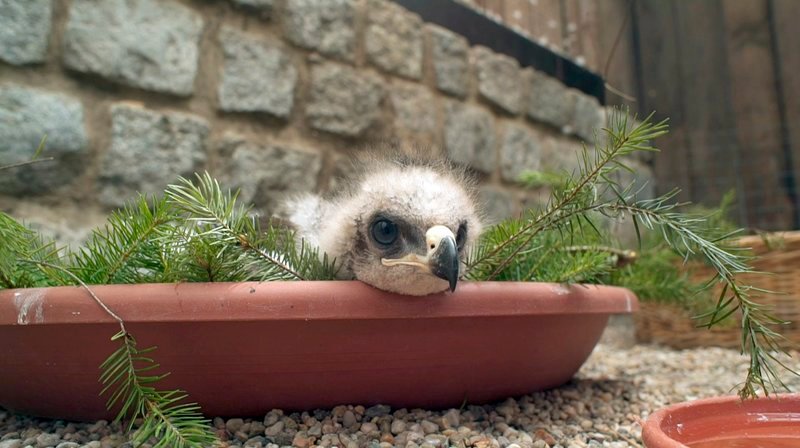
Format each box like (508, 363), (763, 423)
(20, 259), (216, 447)
(72, 196), (177, 284)
(165, 173), (337, 281)
(467, 112), (667, 279)
(0, 213), (71, 288)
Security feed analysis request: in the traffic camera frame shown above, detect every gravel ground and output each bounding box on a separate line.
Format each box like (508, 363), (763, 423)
(2, 344), (799, 448)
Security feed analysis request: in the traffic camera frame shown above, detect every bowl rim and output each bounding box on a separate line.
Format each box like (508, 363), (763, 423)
(0, 281), (639, 325)
(642, 393), (800, 448)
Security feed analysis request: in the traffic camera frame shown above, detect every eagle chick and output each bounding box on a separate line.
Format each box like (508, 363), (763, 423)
(282, 149), (483, 296)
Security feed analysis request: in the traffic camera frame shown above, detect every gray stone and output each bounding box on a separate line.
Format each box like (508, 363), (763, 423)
(0, 440), (21, 448)
(55, 443), (79, 448)
(34, 433), (59, 448)
(0, 0), (52, 65)
(573, 93), (604, 141)
(218, 26), (297, 118)
(63, 0), (203, 96)
(364, 404), (391, 419)
(478, 187), (516, 225)
(230, 0), (274, 18)
(306, 62), (383, 137)
(527, 70), (577, 130)
(444, 102), (495, 173)
(500, 124), (544, 183)
(473, 46), (522, 114)
(365, 0), (423, 79)
(542, 137), (582, 175)
(427, 24), (470, 98)
(99, 103), (209, 207)
(283, 0), (356, 61)
(0, 84), (88, 194)
(218, 135), (321, 213)
(390, 83), (437, 134)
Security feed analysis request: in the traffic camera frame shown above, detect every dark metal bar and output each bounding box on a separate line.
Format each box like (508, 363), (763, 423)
(391, 0), (606, 103)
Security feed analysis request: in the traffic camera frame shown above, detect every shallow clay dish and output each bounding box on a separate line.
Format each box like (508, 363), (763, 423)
(643, 393), (800, 447)
(0, 281), (637, 420)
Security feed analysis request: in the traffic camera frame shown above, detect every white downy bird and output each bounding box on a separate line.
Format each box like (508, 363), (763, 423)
(282, 148), (483, 296)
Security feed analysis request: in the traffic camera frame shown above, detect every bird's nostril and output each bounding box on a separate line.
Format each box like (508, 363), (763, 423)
(430, 244), (435, 249)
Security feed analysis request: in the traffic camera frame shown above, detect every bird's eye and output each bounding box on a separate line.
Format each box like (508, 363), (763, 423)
(456, 223), (468, 250)
(371, 219), (398, 246)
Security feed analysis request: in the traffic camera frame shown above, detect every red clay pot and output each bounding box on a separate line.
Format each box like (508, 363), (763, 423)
(643, 393), (800, 447)
(0, 281), (637, 420)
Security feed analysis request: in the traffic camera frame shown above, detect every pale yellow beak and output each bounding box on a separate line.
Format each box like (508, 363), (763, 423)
(381, 225), (460, 291)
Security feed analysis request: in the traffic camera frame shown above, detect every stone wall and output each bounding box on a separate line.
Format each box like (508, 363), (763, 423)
(0, 0), (653, 247)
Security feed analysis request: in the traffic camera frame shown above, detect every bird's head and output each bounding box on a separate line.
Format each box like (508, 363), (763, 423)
(329, 162), (482, 296)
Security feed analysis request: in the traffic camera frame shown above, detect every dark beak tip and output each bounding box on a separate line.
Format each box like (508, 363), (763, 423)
(449, 279), (457, 293)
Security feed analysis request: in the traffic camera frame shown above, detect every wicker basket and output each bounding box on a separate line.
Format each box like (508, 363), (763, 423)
(634, 231), (800, 349)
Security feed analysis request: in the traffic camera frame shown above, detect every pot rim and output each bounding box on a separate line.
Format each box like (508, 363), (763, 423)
(0, 281), (638, 325)
(642, 393), (800, 448)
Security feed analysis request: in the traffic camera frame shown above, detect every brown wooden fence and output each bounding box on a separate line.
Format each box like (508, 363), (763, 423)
(461, 0), (800, 230)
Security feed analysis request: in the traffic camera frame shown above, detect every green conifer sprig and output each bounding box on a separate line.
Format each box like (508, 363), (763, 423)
(468, 110), (793, 399)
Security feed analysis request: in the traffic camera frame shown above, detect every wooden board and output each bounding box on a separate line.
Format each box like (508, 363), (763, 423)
(771, 0), (800, 228)
(722, 0), (793, 230)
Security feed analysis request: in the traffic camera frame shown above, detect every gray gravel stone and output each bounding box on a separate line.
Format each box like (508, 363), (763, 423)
(218, 26), (297, 118)
(390, 83), (437, 134)
(542, 137), (582, 175)
(478, 186), (516, 225)
(500, 124), (544, 183)
(306, 62), (383, 137)
(99, 104), (209, 207)
(0, 84), (88, 194)
(473, 46), (522, 114)
(527, 70), (577, 130)
(35, 433), (58, 447)
(63, 0), (203, 96)
(218, 135), (321, 213)
(572, 93), (604, 141)
(444, 102), (495, 173)
(0, 0), (52, 65)
(365, 0), (423, 79)
(427, 24), (470, 98)
(283, 0), (356, 61)
(229, 0), (274, 18)
(0, 441), (21, 448)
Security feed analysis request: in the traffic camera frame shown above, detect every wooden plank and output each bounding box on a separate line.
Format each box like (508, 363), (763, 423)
(771, 0), (800, 228)
(595, 0), (637, 108)
(722, 0), (793, 230)
(502, 0), (532, 37)
(631, 0), (692, 202)
(528, 0), (563, 53)
(561, 0), (600, 72)
(669, 1), (746, 220)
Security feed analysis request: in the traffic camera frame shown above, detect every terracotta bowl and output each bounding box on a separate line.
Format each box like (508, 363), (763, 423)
(0, 281), (638, 420)
(643, 393), (800, 447)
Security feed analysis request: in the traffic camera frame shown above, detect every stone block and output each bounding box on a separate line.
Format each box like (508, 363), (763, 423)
(527, 70), (576, 130)
(99, 104), (209, 207)
(390, 83), (437, 134)
(500, 123), (544, 183)
(218, 26), (297, 118)
(283, 0), (356, 61)
(218, 135), (322, 213)
(473, 46), (522, 114)
(573, 92), (605, 141)
(427, 24), (470, 98)
(478, 187), (517, 225)
(0, 84), (87, 194)
(306, 62), (383, 137)
(0, 0), (52, 65)
(444, 102), (495, 173)
(63, 0), (203, 96)
(365, 0), (423, 79)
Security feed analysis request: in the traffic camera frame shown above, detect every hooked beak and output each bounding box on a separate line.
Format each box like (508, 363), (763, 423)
(381, 225), (460, 292)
